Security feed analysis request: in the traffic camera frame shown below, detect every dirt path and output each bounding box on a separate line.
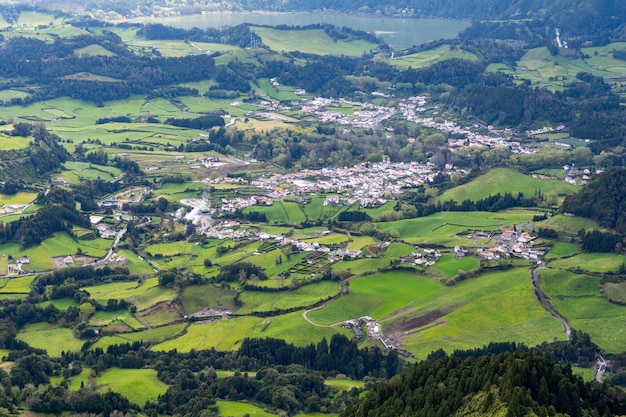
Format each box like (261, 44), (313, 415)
(531, 262), (571, 337)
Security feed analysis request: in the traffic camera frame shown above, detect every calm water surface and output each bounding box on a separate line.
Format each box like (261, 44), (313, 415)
(138, 12), (469, 48)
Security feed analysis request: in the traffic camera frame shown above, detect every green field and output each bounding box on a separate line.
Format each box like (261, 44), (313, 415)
(0, 275), (35, 296)
(375, 210), (535, 246)
(82, 277), (175, 311)
(17, 322), (84, 357)
(540, 269), (600, 297)
(430, 254), (480, 280)
(548, 253), (625, 273)
(436, 168), (578, 203)
(96, 368), (168, 407)
(216, 400), (278, 417)
(93, 323), (187, 351)
(544, 242), (579, 259)
(0, 134), (31, 150)
(391, 44), (479, 69)
(251, 27), (378, 57)
(237, 281), (340, 314)
(396, 268), (566, 358)
(153, 311), (350, 352)
(489, 44), (626, 90)
(308, 271), (441, 324)
(0, 192), (37, 205)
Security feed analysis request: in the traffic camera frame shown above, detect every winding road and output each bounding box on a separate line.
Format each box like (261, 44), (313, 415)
(531, 262), (571, 337)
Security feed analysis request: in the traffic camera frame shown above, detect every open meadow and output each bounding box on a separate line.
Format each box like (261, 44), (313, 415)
(96, 368), (168, 407)
(436, 167), (578, 203)
(250, 26), (378, 56)
(390, 44), (479, 69)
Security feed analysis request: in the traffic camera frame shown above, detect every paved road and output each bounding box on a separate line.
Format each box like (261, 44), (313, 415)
(531, 262), (571, 337)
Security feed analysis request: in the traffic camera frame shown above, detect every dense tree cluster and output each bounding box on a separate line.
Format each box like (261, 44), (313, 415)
(561, 168), (626, 233)
(342, 350), (626, 417)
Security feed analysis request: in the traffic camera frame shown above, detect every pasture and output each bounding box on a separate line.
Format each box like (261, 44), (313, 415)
(153, 311), (349, 352)
(82, 277), (175, 311)
(548, 253), (625, 273)
(436, 168), (577, 203)
(429, 254), (480, 280)
(487, 44), (626, 91)
(375, 210), (534, 246)
(546, 293), (626, 354)
(307, 271), (442, 325)
(93, 323), (187, 351)
(390, 44), (479, 69)
(17, 322), (84, 357)
(216, 400), (278, 417)
(236, 281), (340, 314)
(394, 268), (566, 359)
(96, 368), (168, 407)
(250, 27), (378, 57)
(0, 275), (36, 297)
(544, 242), (579, 259)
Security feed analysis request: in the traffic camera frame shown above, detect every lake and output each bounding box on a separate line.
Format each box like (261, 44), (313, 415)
(135, 12), (469, 49)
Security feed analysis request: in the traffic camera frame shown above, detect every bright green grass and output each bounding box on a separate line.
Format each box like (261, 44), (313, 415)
(39, 298), (79, 311)
(93, 323), (187, 351)
(9, 232), (109, 271)
(376, 210), (534, 246)
(572, 366), (596, 382)
(17, 322), (84, 357)
(153, 316), (266, 352)
(260, 311), (352, 346)
(436, 168), (578, 203)
(146, 241), (190, 257)
(346, 236), (377, 251)
(325, 377), (365, 391)
(251, 27), (377, 57)
(548, 296), (626, 354)
(0, 275), (35, 295)
(68, 366), (91, 390)
(544, 242), (579, 259)
(0, 134), (30, 150)
(540, 269), (601, 298)
(303, 233), (350, 246)
(0, 90), (29, 101)
(82, 277), (175, 311)
(391, 44), (479, 69)
(17, 11), (64, 27)
(117, 248), (155, 275)
(282, 201), (307, 223)
(332, 257), (391, 275)
(74, 44), (116, 57)
(90, 309), (145, 329)
(237, 281), (339, 314)
(383, 242), (415, 258)
(540, 214), (601, 235)
(0, 192), (37, 205)
(549, 253), (625, 273)
(430, 254), (480, 279)
(308, 271), (442, 324)
(243, 203), (289, 223)
(96, 368), (168, 407)
(397, 268), (566, 359)
(154, 312), (350, 352)
(303, 197), (326, 220)
(64, 161), (122, 181)
(245, 249), (307, 278)
(216, 400), (278, 417)
(363, 201), (396, 219)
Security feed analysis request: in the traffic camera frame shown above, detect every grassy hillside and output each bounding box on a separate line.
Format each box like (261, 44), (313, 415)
(436, 167), (578, 203)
